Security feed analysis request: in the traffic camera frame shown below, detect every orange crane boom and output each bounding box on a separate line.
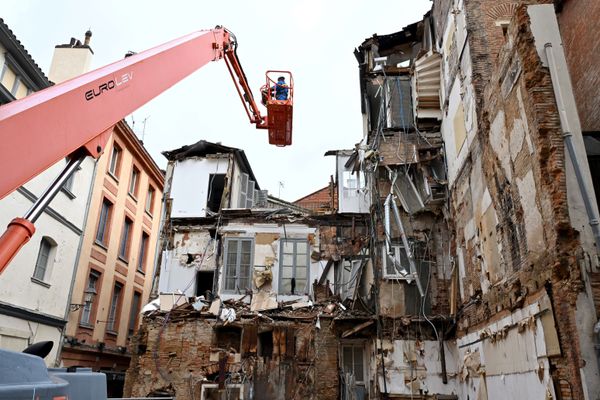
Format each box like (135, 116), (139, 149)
(0, 26), (293, 273)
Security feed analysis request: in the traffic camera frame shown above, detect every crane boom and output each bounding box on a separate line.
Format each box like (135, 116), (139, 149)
(0, 26), (290, 273)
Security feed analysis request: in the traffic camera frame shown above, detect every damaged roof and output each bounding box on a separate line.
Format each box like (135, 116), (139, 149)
(163, 139), (260, 189)
(356, 18), (425, 57)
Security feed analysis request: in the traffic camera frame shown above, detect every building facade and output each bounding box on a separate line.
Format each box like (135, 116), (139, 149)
(123, 1), (600, 399)
(61, 120), (164, 396)
(0, 20), (96, 367)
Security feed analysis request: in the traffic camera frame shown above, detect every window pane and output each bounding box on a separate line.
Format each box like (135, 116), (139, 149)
(129, 292), (141, 334)
(282, 254), (294, 266)
(33, 239), (51, 280)
(145, 187), (154, 212)
(296, 241), (307, 254)
(281, 266), (293, 278)
(295, 279), (307, 293)
(283, 241), (294, 253)
(354, 347), (364, 381)
(280, 279), (291, 293)
(138, 234), (148, 271)
(240, 251), (251, 266)
(295, 266), (307, 279)
(343, 347), (353, 372)
(225, 276), (236, 291)
(296, 253), (307, 266)
(119, 220), (131, 259)
(108, 284), (122, 331)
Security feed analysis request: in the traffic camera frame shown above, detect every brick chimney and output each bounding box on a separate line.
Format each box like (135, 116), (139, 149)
(48, 30), (94, 84)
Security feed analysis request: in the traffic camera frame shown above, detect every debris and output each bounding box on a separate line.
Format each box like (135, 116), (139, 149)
(159, 292), (188, 311)
(192, 298), (207, 311)
(315, 314), (321, 329)
(209, 298), (222, 316)
(219, 308), (236, 324)
(250, 291), (278, 312)
(253, 264), (273, 288)
(291, 300), (313, 310)
(324, 303), (336, 314)
(141, 298), (160, 314)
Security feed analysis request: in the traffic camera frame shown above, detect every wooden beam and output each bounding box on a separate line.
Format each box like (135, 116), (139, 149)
(341, 320), (374, 338)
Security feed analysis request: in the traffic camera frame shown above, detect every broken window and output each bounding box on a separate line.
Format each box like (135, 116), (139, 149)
(341, 343), (367, 400)
(196, 270), (215, 297)
(279, 239), (309, 295)
(382, 244), (409, 279)
(335, 259), (364, 301)
(257, 330), (273, 358)
(223, 238), (253, 293)
(207, 174), (226, 213)
(213, 326), (241, 352)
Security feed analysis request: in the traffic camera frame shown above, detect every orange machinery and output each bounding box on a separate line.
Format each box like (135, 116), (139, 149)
(0, 27), (293, 273)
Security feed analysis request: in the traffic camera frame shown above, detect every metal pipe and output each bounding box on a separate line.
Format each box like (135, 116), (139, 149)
(545, 43), (600, 253)
(390, 196), (424, 296)
(384, 193), (392, 255)
(24, 156), (85, 223)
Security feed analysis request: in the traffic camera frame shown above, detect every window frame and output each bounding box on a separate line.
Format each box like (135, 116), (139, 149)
(80, 270), (101, 326)
(108, 143), (122, 179)
(137, 231), (150, 273)
(128, 166), (140, 198)
(95, 198), (113, 246)
(145, 185), (155, 214)
(278, 239), (310, 295)
(118, 217), (133, 262)
(222, 238), (254, 294)
(106, 281), (123, 333)
(32, 237), (56, 282)
(340, 342), (368, 399)
(128, 291), (142, 336)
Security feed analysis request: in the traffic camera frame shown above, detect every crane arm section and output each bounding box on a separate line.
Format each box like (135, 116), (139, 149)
(0, 26), (271, 273)
(0, 27), (265, 201)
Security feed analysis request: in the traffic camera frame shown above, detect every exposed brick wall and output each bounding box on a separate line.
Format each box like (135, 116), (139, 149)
(558, 0), (600, 131)
(124, 316), (338, 400)
(314, 318), (339, 399)
(448, 3), (587, 398)
(294, 185), (336, 213)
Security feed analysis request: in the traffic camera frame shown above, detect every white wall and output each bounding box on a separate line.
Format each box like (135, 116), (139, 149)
(170, 157), (230, 218)
(337, 154), (370, 214)
(0, 314), (62, 366)
(0, 157), (94, 365)
(158, 231), (217, 297)
(455, 295), (558, 399)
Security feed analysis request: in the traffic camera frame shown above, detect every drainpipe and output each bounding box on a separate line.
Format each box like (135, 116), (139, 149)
(544, 43), (600, 253)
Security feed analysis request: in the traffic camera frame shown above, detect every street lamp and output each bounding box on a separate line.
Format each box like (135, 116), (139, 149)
(69, 287), (97, 312)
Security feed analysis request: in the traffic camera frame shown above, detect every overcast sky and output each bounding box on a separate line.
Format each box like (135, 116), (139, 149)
(3, 0), (431, 201)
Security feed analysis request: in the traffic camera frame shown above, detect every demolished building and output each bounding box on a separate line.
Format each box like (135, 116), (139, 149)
(124, 1), (600, 399)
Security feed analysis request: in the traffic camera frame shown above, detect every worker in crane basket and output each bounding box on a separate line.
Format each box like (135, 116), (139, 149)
(273, 76), (289, 100)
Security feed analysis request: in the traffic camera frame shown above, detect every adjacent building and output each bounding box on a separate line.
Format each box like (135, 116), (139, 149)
(0, 20), (95, 367)
(60, 119), (164, 396)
